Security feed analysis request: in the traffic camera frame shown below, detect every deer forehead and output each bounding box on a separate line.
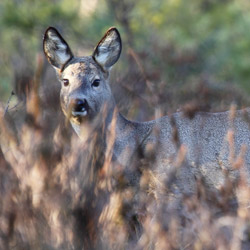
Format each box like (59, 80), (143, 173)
(62, 59), (101, 82)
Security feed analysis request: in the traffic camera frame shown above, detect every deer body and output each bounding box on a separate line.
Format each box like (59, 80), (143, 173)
(147, 110), (250, 190)
(43, 27), (250, 193)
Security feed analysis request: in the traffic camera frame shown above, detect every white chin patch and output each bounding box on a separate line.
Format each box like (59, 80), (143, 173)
(70, 122), (81, 137)
(72, 110), (88, 117)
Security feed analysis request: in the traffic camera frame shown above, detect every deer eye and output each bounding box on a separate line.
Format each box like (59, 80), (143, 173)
(63, 79), (69, 87)
(92, 79), (100, 88)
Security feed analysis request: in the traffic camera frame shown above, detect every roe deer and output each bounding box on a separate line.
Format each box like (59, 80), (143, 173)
(43, 27), (250, 195)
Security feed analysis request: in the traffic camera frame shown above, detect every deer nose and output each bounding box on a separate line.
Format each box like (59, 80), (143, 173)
(71, 99), (88, 112)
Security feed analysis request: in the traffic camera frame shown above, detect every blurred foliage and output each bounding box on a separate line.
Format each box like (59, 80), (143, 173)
(1, 1), (250, 249)
(1, 0), (250, 104)
(126, 0), (250, 90)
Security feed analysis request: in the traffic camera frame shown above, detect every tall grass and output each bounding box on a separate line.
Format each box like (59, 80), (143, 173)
(0, 53), (250, 250)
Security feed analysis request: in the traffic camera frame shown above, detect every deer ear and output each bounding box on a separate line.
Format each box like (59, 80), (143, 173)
(93, 27), (122, 71)
(43, 27), (73, 70)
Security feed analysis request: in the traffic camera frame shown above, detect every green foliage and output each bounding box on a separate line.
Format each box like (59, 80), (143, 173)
(1, 0), (250, 101)
(127, 0), (250, 91)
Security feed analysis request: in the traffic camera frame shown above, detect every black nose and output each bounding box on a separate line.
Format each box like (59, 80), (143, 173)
(71, 99), (88, 112)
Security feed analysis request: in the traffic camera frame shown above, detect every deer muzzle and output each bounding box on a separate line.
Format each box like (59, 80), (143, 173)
(70, 99), (89, 117)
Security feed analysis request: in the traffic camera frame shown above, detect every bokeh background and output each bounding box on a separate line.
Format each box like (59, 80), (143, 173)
(1, 1), (250, 249)
(1, 0), (250, 119)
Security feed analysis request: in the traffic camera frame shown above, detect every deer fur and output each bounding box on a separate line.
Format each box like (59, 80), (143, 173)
(43, 27), (250, 195)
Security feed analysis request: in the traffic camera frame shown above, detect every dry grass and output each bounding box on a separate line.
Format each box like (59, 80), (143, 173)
(0, 55), (250, 250)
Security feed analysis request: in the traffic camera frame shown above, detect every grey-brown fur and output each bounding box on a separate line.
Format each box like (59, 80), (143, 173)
(43, 27), (250, 196)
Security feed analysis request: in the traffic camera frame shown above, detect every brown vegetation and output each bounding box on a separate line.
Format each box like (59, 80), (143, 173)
(1, 48), (250, 250)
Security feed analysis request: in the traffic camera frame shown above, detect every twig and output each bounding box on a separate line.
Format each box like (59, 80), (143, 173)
(127, 47), (154, 93)
(127, 47), (160, 109)
(7, 101), (23, 112)
(4, 91), (15, 116)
